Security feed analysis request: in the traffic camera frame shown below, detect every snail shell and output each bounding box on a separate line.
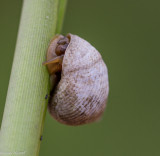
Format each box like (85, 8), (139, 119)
(45, 34), (109, 126)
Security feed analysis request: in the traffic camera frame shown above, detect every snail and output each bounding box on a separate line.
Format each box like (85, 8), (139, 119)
(43, 33), (109, 126)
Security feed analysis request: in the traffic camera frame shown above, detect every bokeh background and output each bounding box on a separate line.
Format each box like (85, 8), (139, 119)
(0, 0), (160, 156)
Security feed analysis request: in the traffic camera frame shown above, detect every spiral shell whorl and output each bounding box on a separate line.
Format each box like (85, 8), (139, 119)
(48, 34), (109, 126)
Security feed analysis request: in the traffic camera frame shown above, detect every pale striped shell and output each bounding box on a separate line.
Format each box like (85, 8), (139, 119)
(48, 34), (109, 126)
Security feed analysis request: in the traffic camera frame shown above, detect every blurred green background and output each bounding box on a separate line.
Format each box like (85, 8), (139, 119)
(0, 0), (160, 156)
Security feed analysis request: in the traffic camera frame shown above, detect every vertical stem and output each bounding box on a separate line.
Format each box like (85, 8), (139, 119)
(0, 0), (67, 155)
(56, 0), (68, 34)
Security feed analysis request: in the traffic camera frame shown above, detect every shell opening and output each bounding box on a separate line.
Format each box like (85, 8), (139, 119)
(43, 35), (70, 75)
(55, 36), (70, 56)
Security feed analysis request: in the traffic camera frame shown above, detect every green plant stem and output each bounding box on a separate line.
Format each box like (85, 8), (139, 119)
(0, 0), (67, 155)
(56, 0), (68, 34)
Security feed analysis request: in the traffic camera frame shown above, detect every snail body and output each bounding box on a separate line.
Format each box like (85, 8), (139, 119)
(43, 34), (109, 126)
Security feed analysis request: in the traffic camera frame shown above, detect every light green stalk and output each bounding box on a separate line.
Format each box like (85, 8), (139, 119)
(0, 0), (67, 155)
(56, 0), (68, 34)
